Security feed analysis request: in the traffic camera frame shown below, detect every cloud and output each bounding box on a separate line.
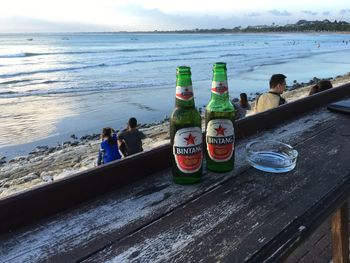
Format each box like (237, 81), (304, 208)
(0, 9), (274, 32)
(0, 16), (115, 33)
(3, 4), (332, 32)
(115, 3), (270, 30)
(245, 12), (261, 17)
(340, 9), (350, 14)
(301, 10), (318, 16)
(268, 10), (291, 16)
(322, 11), (331, 16)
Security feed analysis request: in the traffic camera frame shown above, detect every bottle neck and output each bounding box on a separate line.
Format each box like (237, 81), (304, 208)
(213, 71), (227, 82)
(175, 73), (195, 108)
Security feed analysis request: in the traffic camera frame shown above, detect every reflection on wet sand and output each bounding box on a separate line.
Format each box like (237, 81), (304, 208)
(0, 96), (76, 148)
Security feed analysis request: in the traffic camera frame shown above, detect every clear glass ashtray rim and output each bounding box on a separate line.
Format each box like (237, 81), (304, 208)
(245, 140), (299, 173)
(245, 140), (298, 158)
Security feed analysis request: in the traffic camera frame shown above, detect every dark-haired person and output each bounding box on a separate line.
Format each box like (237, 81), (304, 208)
(309, 80), (333, 95)
(233, 93), (251, 119)
(254, 74), (287, 113)
(117, 117), (146, 157)
(97, 127), (121, 166)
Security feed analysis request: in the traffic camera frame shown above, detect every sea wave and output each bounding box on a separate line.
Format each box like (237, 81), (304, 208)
(0, 55), (208, 79)
(178, 50), (206, 56)
(0, 51), (106, 58)
(220, 53), (247, 58)
(0, 79), (37, 85)
(0, 63), (107, 78)
(0, 43), (243, 59)
(0, 80), (172, 99)
(0, 91), (17, 97)
(0, 48), (163, 59)
(0, 52), (50, 58)
(0, 80), (63, 91)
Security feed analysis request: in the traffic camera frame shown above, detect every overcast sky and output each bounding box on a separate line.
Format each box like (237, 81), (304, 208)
(1, 0), (350, 32)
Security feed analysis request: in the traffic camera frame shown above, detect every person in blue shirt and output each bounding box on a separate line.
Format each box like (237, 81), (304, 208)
(97, 127), (121, 166)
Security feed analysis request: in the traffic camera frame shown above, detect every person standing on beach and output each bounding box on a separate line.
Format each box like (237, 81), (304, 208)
(97, 127), (122, 166)
(117, 117), (146, 157)
(254, 74), (287, 113)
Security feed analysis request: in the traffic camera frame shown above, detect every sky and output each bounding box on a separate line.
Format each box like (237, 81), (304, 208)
(0, 0), (350, 32)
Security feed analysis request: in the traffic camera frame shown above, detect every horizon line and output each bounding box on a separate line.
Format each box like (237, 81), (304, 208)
(1, 19), (350, 34)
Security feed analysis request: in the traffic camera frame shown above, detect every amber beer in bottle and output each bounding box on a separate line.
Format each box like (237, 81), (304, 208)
(205, 62), (235, 172)
(170, 66), (202, 184)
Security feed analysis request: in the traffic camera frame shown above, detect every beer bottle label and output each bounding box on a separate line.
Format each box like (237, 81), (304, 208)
(173, 127), (203, 173)
(176, 86), (193, 101)
(211, 81), (228, 95)
(206, 119), (234, 162)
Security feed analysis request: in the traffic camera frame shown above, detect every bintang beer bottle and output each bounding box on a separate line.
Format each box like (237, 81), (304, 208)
(205, 62), (235, 172)
(170, 66), (203, 184)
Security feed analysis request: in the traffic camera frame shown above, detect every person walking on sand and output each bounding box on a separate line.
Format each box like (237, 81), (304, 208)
(254, 74), (287, 113)
(97, 127), (122, 166)
(117, 117), (146, 157)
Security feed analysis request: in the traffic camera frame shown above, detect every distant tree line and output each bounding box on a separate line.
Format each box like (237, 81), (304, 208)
(150, 20), (350, 34)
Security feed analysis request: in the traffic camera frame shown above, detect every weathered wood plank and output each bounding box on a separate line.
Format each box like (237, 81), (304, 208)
(0, 109), (346, 262)
(331, 202), (349, 263)
(83, 114), (350, 262)
(0, 144), (172, 234)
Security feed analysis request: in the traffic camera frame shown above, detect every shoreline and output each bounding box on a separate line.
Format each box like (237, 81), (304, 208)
(1, 72), (350, 198)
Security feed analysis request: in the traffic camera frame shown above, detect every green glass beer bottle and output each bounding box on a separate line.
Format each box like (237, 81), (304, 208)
(170, 66), (203, 184)
(205, 62), (235, 172)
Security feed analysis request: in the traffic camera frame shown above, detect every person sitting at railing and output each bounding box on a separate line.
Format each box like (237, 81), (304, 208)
(232, 93), (251, 119)
(309, 80), (333, 95)
(97, 127), (121, 166)
(117, 117), (146, 157)
(254, 74), (287, 113)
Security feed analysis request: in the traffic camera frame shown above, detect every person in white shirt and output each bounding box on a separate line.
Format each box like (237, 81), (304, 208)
(254, 74), (287, 113)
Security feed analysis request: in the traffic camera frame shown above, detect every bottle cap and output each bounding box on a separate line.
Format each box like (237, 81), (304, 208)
(213, 62), (227, 70)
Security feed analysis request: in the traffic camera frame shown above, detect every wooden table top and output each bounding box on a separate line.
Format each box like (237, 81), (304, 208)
(1, 107), (350, 263)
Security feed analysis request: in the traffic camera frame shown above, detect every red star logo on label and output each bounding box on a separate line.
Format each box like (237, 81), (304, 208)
(184, 133), (196, 145)
(215, 125), (226, 136)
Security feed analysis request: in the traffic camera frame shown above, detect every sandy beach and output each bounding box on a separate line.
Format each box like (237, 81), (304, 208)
(0, 73), (349, 199)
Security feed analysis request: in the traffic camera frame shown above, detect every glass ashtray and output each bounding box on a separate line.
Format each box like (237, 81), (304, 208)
(246, 140), (298, 173)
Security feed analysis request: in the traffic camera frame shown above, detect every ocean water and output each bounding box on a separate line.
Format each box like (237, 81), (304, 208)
(1, 32), (350, 157)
